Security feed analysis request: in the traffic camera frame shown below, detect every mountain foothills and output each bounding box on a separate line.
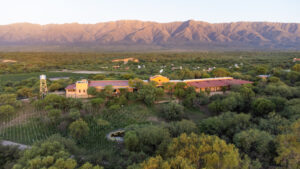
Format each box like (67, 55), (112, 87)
(0, 20), (300, 51)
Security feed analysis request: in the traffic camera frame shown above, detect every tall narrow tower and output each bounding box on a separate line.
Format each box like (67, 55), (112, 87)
(40, 75), (48, 98)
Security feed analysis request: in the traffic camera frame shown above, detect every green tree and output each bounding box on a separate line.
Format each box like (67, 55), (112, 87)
(208, 100), (224, 114)
(275, 119), (300, 169)
(129, 78), (145, 90)
(69, 108), (80, 120)
(90, 98), (105, 108)
(17, 87), (33, 98)
(69, 118), (90, 140)
(96, 118), (110, 128)
(173, 82), (187, 98)
(139, 155), (196, 169)
(233, 129), (274, 165)
(256, 66), (268, 75)
(125, 125), (171, 154)
(166, 133), (243, 169)
(287, 71), (300, 83)
(0, 94), (20, 107)
(48, 109), (62, 122)
(264, 84), (293, 98)
(258, 112), (290, 135)
(0, 144), (20, 169)
(87, 87), (98, 96)
(0, 105), (15, 118)
(79, 162), (103, 169)
(137, 84), (163, 106)
(212, 68), (230, 77)
(124, 131), (139, 151)
(43, 94), (68, 110)
(167, 120), (197, 137)
(163, 82), (175, 97)
(92, 74), (105, 80)
(252, 98), (275, 117)
(49, 82), (63, 92)
(102, 85), (114, 98)
(121, 73), (135, 80)
(13, 140), (76, 169)
(160, 102), (185, 121)
(292, 64), (300, 72)
(281, 99), (300, 119)
(198, 112), (251, 141)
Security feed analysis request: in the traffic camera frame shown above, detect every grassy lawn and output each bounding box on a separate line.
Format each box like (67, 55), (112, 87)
(0, 72), (90, 83)
(0, 103), (153, 152)
(0, 118), (57, 145)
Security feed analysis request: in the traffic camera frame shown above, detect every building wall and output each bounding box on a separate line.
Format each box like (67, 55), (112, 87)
(150, 76), (170, 86)
(66, 89), (76, 98)
(74, 80), (89, 98)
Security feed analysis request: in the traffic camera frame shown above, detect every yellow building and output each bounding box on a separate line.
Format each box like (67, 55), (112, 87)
(112, 58), (139, 64)
(149, 75), (170, 86)
(66, 80), (132, 98)
(65, 75), (253, 98)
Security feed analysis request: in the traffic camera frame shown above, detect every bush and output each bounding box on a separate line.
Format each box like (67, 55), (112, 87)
(160, 102), (185, 121)
(44, 94), (68, 110)
(48, 109), (62, 121)
(91, 98), (105, 108)
(49, 82), (63, 92)
(198, 112), (251, 142)
(124, 125), (171, 154)
(233, 129), (275, 165)
(96, 118), (110, 128)
(0, 105), (15, 118)
(167, 120), (197, 137)
(69, 118), (90, 140)
(109, 104), (121, 112)
(124, 131), (139, 151)
(0, 143), (21, 169)
(87, 87), (98, 96)
(252, 98), (275, 117)
(69, 108), (81, 120)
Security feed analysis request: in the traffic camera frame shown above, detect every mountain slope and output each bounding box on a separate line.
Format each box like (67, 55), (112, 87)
(0, 20), (299, 51)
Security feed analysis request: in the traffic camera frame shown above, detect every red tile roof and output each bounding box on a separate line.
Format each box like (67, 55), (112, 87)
(65, 80), (130, 90)
(88, 80), (129, 87)
(65, 84), (76, 90)
(187, 79), (252, 88)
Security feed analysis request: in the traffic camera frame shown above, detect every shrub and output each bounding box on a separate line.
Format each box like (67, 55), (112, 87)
(69, 108), (81, 120)
(167, 120), (197, 137)
(69, 118), (90, 140)
(252, 98), (275, 117)
(48, 109), (62, 121)
(160, 102), (185, 121)
(87, 87), (98, 96)
(96, 118), (110, 128)
(124, 131), (139, 151)
(91, 98), (105, 108)
(0, 105), (15, 118)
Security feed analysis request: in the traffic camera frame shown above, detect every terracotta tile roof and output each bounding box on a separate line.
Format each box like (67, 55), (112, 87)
(65, 84), (76, 90)
(89, 80), (129, 87)
(187, 79), (252, 88)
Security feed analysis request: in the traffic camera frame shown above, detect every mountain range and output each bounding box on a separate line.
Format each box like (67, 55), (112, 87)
(0, 20), (300, 51)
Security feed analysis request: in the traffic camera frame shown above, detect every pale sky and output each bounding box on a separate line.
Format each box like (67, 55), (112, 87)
(0, 0), (299, 25)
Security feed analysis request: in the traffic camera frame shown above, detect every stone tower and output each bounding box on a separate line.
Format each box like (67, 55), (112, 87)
(40, 75), (48, 98)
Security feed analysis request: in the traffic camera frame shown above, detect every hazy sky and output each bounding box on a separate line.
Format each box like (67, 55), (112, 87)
(0, 0), (299, 25)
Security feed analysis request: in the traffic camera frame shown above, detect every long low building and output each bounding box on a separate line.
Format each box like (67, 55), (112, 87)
(65, 75), (252, 98)
(66, 79), (133, 98)
(185, 78), (252, 92)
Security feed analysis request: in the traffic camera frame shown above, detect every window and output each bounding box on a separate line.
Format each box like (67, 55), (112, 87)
(79, 90), (81, 93)
(83, 90), (85, 93)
